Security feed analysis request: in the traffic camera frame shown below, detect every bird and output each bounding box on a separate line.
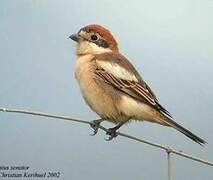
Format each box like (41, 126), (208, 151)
(69, 24), (206, 145)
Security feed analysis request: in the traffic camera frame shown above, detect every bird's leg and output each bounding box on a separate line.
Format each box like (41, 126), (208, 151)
(90, 118), (105, 136)
(105, 122), (125, 141)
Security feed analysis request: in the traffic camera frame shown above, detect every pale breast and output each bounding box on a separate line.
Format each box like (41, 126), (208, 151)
(75, 55), (122, 121)
(75, 54), (94, 80)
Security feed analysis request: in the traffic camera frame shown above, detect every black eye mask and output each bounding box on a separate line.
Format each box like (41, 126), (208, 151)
(95, 38), (110, 48)
(79, 28), (110, 49)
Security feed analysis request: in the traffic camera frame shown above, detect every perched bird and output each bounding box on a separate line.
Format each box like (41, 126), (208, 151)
(69, 24), (206, 145)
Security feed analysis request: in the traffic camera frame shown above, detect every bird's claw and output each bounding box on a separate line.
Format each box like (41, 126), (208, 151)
(105, 128), (118, 141)
(90, 120), (101, 136)
(90, 128), (98, 136)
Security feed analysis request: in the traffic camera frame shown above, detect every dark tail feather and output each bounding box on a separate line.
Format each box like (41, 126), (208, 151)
(159, 115), (206, 145)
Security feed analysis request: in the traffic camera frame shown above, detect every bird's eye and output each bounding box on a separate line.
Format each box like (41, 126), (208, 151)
(91, 34), (98, 41)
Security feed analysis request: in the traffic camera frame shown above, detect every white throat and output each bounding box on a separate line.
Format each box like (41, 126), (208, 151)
(77, 41), (112, 55)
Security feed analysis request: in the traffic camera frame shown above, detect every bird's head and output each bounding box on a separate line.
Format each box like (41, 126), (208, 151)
(69, 24), (119, 55)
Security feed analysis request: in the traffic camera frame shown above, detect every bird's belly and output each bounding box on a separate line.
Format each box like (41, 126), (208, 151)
(79, 76), (120, 121)
(75, 60), (123, 122)
(119, 95), (159, 122)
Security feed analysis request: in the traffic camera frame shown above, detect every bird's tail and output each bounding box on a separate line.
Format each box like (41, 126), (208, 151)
(158, 114), (206, 145)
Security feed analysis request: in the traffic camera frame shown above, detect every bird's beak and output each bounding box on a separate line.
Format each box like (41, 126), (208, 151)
(69, 33), (81, 42)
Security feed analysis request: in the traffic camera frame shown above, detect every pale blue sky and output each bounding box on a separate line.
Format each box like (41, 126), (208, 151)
(0, 0), (213, 179)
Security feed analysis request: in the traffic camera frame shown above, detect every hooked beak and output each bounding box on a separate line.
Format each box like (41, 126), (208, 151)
(69, 33), (81, 42)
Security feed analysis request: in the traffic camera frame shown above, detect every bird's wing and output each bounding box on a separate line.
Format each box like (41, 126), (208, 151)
(94, 53), (207, 145)
(94, 52), (172, 117)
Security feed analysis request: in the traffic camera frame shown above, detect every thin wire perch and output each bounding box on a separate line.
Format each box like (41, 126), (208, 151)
(0, 107), (213, 168)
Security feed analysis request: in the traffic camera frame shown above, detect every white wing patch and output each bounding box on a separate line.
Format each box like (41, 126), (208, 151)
(97, 61), (138, 82)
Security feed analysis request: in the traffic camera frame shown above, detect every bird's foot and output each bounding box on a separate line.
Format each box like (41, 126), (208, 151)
(90, 119), (103, 136)
(105, 127), (118, 141)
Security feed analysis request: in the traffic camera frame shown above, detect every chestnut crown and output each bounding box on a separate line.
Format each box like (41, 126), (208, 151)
(70, 24), (119, 52)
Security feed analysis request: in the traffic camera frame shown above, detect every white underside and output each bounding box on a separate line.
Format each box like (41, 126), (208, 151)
(120, 95), (156, 121)
(75, 54), (121, 120)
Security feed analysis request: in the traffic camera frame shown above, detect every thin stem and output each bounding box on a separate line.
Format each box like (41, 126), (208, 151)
(167, 150), (172, 180)
(0, 107), (213, 167)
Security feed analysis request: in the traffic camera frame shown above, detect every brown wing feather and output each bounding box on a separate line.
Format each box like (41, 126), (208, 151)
(95, 66), (172, 117)
(93, 53), (207, 145)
